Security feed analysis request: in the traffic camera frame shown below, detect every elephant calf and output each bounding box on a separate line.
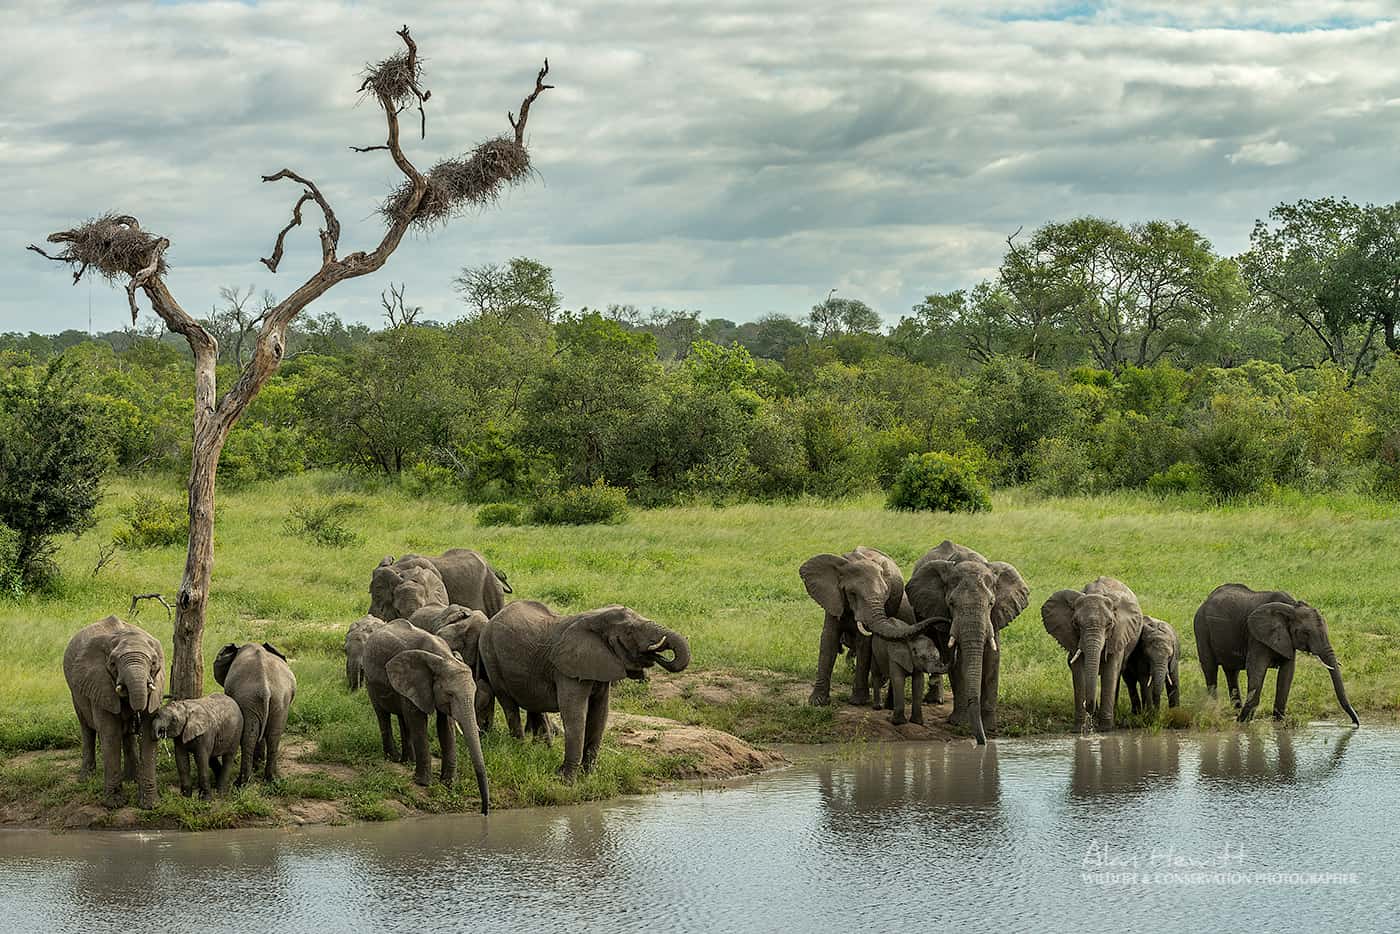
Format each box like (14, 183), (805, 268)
(1121, 616), (1180, 714)
(478, 601), (690, 781)
(870, 632), (947, 726)
(214, 642), (297, 784)
(345, 615), (389, 691)
(152, 694), (244, 799)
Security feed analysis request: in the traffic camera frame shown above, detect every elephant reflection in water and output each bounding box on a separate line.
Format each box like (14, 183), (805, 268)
(1069, 733), (1182, 799)
(1197, 727), (1353, 787)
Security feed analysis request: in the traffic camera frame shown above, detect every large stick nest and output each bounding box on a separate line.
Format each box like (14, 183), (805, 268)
(381, 136), (534, 229)
(38, 214), (169, 282)
(361, 48), (426, 108)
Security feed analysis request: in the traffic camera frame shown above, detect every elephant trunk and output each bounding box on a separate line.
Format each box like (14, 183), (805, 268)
(1149, 658), (1168, 709)
(455, 701), (490, 815)
(962, 639), (986, 746)
(346, 653), (359, 691)
(118, 657), (149, 714)
(858, 597), (928, 640)
(1323, 652), (1360, 727)
(1079, 631), (1105, 730)
(654, 631), (691, 673)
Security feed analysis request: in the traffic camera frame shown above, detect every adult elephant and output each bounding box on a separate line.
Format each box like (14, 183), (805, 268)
(1121, 615), (1181, 713)
(362, 619), (491, 812)
(371, 549), (510, 621)
(866, 541), (1029, 745)
(213, 642), (297, 784)
(799, 546), (916, 708)
(1193, 584), (1358, 726)
(1042, 577), (1144, 733)
(62, 616), (165, 807)
(478, 601), (690, 780)
(368, 557), (450, 621)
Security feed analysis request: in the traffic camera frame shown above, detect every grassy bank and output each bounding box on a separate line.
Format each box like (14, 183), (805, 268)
(3, 474), (1398, 826)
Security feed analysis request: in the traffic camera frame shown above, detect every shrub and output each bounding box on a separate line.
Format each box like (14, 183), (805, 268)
(529, 481), (629, 525)
(1190, 408), (1273, 499)
(1147, 462), (1203, 495)
(220, 422), (306, 488)
(114, 494), (187, 549)
(0, 520), (21, 597)
(283, 500), (364, 547)
(1028, 437), (1095, 497)
(476, 502), (526, 526)
(400, 461), (461, 499)
(885, 452), (991, 514)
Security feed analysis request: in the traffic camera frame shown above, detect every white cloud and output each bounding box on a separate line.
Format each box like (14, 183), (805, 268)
(2, 1), (1398, 333)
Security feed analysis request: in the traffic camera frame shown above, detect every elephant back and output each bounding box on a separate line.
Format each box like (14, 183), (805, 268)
(911, 540), (986, 578)
(427, 549), (510, 618)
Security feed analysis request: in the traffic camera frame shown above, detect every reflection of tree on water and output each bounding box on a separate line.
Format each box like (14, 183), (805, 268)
(1197, 727), (1353, 789)
(1068, 732), (1182, 800)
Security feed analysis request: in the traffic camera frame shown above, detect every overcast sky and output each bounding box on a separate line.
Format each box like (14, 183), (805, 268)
(3, 1), (1398, 334)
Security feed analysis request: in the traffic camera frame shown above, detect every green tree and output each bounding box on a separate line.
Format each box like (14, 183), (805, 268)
(454, 257), (562, 325)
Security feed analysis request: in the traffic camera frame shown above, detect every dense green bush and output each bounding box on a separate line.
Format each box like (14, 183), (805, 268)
(1147, 462), (1203, 495)
(476, 502), (526, 526)
(1028, 437), (1095, 497)
(400, 461), (461, 499)
(220, 421), (306, 488)
(886, 452), (991, 514)
(115, 494), (187, 549)
(0, 521), (20, 597)
(283, 500), (364, 547)
(529, 481), (629, 525)
(1191, 406), (1274, 499)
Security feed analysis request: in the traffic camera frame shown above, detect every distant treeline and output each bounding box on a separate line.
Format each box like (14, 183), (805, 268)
(4, 198), (1400, 510)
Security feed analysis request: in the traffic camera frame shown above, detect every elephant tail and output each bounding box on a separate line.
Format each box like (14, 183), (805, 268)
(493, 568), (512, 594)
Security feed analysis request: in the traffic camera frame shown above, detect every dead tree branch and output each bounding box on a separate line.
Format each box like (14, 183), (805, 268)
(129, 592), (174, 619)
(509, 59), (553, 145)
(260, 169), (341, 270)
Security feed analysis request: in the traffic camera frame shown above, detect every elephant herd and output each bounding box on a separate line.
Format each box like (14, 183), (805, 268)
(801, 539), (1360, 743)
(63, 616), (295, 808)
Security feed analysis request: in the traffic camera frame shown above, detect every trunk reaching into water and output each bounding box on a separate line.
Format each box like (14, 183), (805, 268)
(1079, 632), (1105, 730)
(459, 711), (490, 815)
(1325, 654), (1360, 726)
(963, 641), (986, 745)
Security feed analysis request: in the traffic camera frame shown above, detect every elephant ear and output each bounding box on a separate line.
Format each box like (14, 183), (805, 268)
(70, 627), (123, 716)
(551, 609), (631, 683)
(386, 650), (443, 714)
(906, 560), (956, 622)
(1247, 603), (1297, 659)
(178, 701), (217, 744)
(262, 642), (287, 663)
(799, 554), (848, 618)
(213, 643), (239, 687)
(145, 644), (166, 715)
(884, 637), (915, 675)
(1041, 590), (1082, 654)
(989, 562), (1029, 631)
(1107, 589), (1145, 657)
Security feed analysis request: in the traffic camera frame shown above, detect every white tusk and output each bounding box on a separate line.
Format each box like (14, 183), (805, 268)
(947, 634), (956, 649)
(1069, 649), (1082, 665)
(647, 637), (667, 652)
(1320, 659), (1335, 671)
(857, 623), (873, 637)
(453, 721), (464, 735)
(989, 634), (998, 653)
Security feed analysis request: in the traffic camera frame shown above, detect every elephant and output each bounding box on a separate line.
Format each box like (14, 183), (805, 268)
(361, 619), (491, 812)
(1193, 583), (1358, 726)
(369, 557), (450, 621)
(62, 616), (166, 808)
(1042, 577), (1144, 733)
(370, 549), (511, 621)
(407, 603), (482, 636)
(345, 615), (389, 691)
(213, 642), (297, 784)
(435, 609), (552, 740)
(1121, 615), (1180, 713)
(478, 601), (691, 780)
(151, 694), (243, 799)
(866, 541), (1029, 745)
(869, 630), (948, 726)
(799, 546), (917, 708)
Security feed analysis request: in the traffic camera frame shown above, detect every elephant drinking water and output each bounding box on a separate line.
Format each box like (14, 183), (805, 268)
(1042, 577), (1144, 733)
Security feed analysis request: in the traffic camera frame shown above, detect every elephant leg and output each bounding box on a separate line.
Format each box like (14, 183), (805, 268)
(474, 681), (497, 733)
(196, 750), (213, 800)
(122, 730), (140, 781)
(436, 711), (457, 786)
(910, 670), (924, 726)
(263, 728), (284, 783)
(97, 719), (125, 807)
(1238, 656), (1270, 723)
(1097, 655), (1123, 731)
(76, 713), (96, 780)
(888, 668), (906, 726)
(237, 715), (260, 786)
(809, 614), (841, 707)
(526, 711), (552, 744)
(1225, 669), (1243, 709)
(396, 712), (413, 764)
(252, 739), (266, 775)
(1198, 646), (1218, 701)
(216, 755), (236, 795)
(1168, 658), (1181, 708)
(374, 705), (398, 761)
(1126, 677), (1142, 715)
(982, 646), (1000, 736)
(498, 695), (525, 740)
(851, 637), (872, 706)
(556, 680), (591, 781)
(1271, 658), (1295, 721)
(174, 744), (193, 797)
(929, 674), (944, 705)
(582, 683), (610, 773)
(407, 714), (433, 786)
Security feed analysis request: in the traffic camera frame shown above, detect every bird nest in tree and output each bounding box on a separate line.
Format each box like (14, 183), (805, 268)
(361, 48), (426, 108)
(381, 136), (534, 229)
(36, 214), (169, 283)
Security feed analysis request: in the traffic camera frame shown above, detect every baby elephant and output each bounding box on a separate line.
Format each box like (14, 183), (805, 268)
(1121, 616), (1180, 713)
(870, 631), (947, 726)
(152, 694), (244, 799)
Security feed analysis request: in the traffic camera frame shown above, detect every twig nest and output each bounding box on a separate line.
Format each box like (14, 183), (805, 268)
(381, 136), (533, 228)
(42, 214), (169, 282)
(361, 50), (426, 108)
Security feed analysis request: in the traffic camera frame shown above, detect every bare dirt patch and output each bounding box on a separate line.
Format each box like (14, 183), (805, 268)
(609, 714), (786, 778)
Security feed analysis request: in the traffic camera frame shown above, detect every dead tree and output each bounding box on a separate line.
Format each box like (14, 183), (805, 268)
(29, 26), (553, 699)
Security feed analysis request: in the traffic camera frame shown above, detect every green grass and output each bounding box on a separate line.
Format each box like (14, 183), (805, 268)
(3, 473), (1398, 825)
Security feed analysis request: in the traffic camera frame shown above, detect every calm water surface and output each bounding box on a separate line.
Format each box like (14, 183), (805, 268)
(1, 726), (1392, 932)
